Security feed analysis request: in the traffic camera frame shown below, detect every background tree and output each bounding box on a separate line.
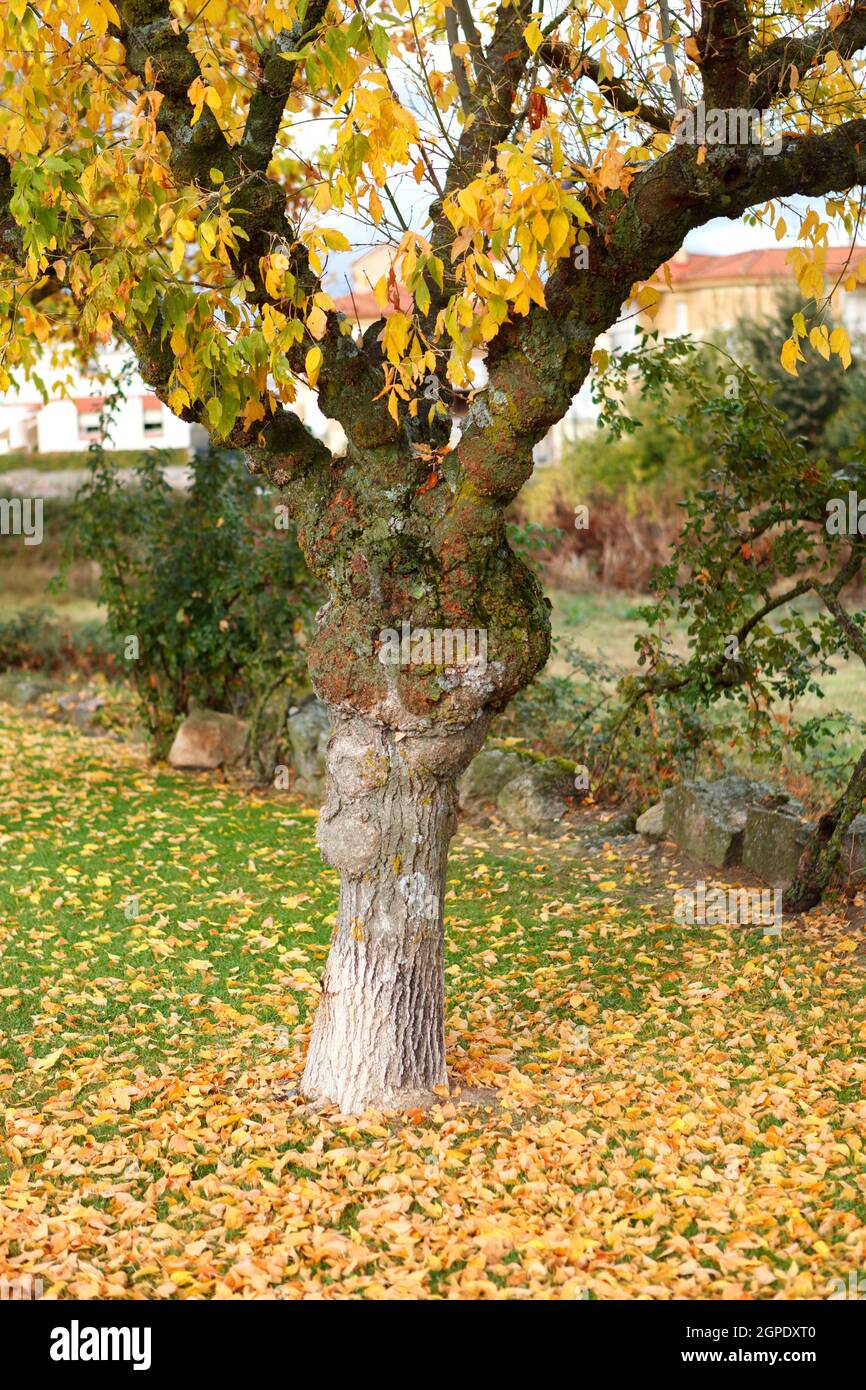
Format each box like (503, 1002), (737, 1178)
(596, 334), (866, 911)
(64, 437), (317, 759)
(734, 291), (852, 449)
(3, 1), (866, 1111)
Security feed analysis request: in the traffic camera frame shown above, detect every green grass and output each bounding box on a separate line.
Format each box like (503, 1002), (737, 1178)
(550, 586), (865, 725)
(0, 449), (189, 473)
(1, 706), (866, 1299)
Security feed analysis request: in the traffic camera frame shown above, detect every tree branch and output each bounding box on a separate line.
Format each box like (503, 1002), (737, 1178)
(750, 1), (866, 110)
(694, 0), (751, 109)
(239, 0), (332, 173)
(540, 43), (673, 131)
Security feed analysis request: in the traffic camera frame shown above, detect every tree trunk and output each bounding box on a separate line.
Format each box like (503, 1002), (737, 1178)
(301, 709), (487, 1112)
(783, 745), (866, 914)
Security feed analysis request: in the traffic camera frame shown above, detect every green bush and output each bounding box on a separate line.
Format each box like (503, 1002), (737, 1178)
(62, 445), (320, 759)
(0, 606), (115, 676)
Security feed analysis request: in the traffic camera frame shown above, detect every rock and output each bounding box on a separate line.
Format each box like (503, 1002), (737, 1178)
(458, 748), (527, 812)
(662, 776), (785, 869)
(496, 764), (571, 835)
(742, 804), (810, 886)
(0, 673), (56, 707)
(635, 801), (665, 839)
(285, 697), (330, 801)
(56, 691), (104, 731)
(169, 709), (249, 770)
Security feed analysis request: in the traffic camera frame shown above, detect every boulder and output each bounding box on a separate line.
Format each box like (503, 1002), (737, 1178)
(0, 673), (56, 707)
(496, 764), (571, 835)
(635, 801), (665, 840)
(285, 697), (330, 801)
(742, 804), (810, 886)
(458, 748), (528, 812)
(56, 690), (104, 731)
(169, 709), (248, 770)
(662, 776), (785, 869)
(834, 814), (866, 891)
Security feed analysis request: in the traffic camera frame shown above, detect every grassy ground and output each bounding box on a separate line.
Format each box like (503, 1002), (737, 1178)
(550, 588), (864, 724)
(0, 449), (189, 473)
(1, 706), (865, 1299)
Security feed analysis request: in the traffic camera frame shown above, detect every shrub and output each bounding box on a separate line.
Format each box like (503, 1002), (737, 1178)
(0, 606), (116, 676)
(62, 445), (320, 759)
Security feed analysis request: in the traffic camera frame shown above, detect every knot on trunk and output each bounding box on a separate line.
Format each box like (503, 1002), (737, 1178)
(315, 710), (486, 877)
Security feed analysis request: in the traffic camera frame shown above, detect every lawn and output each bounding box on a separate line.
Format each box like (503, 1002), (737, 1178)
(1, 706), (866, 1299)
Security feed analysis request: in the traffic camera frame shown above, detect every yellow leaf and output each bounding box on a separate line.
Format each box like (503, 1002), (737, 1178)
(306, 305), (328, 340)
(829, 325), (852, 368)
(523, 21), (543, 54)
(32, 1048), (64, 1072)
(305, 345), (323, 387)
(780, 336), (801, 376)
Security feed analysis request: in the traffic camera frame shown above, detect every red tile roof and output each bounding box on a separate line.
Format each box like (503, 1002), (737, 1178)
(333, 246), (866, 321)
(661, 246), (866, 286)
(332, 286), (413, 321)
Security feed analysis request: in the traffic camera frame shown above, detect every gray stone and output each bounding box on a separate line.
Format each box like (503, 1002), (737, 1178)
(496, 765), (571, 835)
(0, 673), (56, 707)
(169, 709), (249, 769)
(636, 801), (665, 840)
(742, 804), (810, 886)
(285, 697), (330, 800)
(458, 748), (527, 812)
(286, 697), (330, 780)
(56, 691), (104, 731)
(662, 776), (786, 869)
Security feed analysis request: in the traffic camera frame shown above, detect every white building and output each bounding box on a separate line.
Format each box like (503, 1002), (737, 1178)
(0, 348), (195, 456)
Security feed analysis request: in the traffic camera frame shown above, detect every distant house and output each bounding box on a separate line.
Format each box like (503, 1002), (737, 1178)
(331, 243), (866, 465)
(5, 245), (864, 464)
(650, 246), (866, 339)
(0, 347), (195, 457)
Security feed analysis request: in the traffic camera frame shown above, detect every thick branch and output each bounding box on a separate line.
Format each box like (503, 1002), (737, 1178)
(460, 116), (866, 500)
(695, 1), (752, 109)
(540, 43), (673, 131)
(428, 0), (535, 315)
(751, 2), (866, 110)
(240, 0), (332, 173)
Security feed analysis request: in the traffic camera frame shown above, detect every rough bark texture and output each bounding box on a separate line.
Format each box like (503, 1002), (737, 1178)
(301, 709), (488, 1112)
(784, 746), (866, 914)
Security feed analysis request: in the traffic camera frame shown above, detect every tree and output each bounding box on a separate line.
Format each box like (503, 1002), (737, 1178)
(64, 436), (317, 759)
(734, 291), (850, 449)
(3, 1), (866, 1111)
(596, 333), (866, 913)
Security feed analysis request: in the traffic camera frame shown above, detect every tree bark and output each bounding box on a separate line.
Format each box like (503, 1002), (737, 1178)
(301, 708), (488, 1112)
(783, 745), (866, 914)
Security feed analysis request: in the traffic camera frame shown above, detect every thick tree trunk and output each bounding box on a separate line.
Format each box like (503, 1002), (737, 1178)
(783, 745), (866, 914)
(301, 709), (487, 1112)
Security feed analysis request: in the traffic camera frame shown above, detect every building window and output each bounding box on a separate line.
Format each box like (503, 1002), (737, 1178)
(142, 399), (165, 441)
(78, 410), (102, 442)
(675, 301), (689, 334)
